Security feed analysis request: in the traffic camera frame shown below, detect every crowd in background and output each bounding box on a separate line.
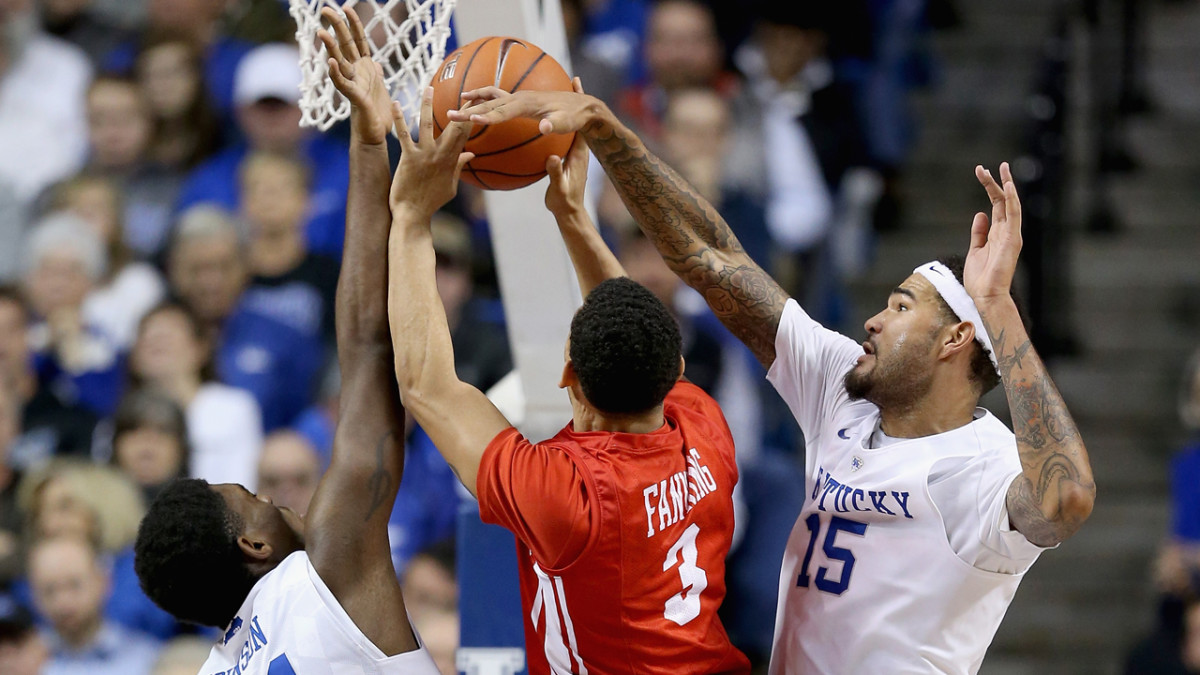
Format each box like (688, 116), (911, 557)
(22, 0), (1198, 674)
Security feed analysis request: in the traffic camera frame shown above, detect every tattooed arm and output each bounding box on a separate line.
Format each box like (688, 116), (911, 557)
(969, 164), (1095, 547)
(301, 9), (418, 655)
(454, 88), (789, 368)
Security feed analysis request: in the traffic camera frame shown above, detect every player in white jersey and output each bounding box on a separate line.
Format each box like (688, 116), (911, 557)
(133, 10), (440, 674)
(449, 90), (1097, 672)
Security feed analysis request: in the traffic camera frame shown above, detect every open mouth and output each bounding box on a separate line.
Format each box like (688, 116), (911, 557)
(862, 341), (875, 355)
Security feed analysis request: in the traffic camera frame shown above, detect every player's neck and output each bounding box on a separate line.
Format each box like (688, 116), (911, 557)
(572, 403), (665, 434)
(878, 381), (978, 439)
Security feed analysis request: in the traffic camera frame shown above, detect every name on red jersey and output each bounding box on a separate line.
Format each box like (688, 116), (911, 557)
(641, 448), (719, 538)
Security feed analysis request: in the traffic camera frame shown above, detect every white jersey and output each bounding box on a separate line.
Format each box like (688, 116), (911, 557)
(765, 300), (1047, 675)
(200, 551), (440, 675)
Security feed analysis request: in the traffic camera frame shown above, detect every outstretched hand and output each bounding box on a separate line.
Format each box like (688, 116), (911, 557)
(450, 76), (598, 135)
(318, 7), (392, 145)
(544, 78), (589, 216)
(389, 88), (474, 218)
(964, 162), (1023, 303)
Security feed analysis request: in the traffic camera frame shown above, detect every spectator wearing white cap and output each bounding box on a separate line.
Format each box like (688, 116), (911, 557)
(173, 43), (351, 258)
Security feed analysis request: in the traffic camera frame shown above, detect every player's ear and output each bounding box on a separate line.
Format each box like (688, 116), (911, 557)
(559, 358), (577, 389)
(939, 321), (975, 361)
(677, 356), (685, 381)
(237, 536), (274, 562)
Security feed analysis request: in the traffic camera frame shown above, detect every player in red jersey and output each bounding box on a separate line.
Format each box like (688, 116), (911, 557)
(384, 83), (750, 675)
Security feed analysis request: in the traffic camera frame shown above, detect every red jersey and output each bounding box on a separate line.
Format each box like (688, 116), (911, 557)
(477, 381), (750, 675)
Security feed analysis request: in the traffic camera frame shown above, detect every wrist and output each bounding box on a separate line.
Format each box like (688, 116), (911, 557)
(391, 202), (435, 224)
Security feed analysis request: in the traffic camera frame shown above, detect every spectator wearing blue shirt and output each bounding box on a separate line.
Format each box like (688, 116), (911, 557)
(20, 213), (125, 417)
(175, 44), (350, 258)
(167, 206), (323, 431)
(1161, 350), (1200, 596)
(28, 536), (161, 675)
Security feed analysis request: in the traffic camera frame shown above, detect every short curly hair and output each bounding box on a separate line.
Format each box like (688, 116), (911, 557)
(569, 277), (682, 414)
(134, 479), (256, 628)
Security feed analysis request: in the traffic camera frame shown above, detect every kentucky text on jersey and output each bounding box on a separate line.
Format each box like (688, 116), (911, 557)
(642, 448), (719, 537)
(210, 615), (269, 675)
(812, 467), (913, 519)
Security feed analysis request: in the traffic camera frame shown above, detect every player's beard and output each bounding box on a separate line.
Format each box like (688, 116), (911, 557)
(844, 329), (938, 412)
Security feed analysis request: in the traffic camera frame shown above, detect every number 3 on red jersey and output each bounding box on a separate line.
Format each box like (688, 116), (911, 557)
(662, 523), (708, 625)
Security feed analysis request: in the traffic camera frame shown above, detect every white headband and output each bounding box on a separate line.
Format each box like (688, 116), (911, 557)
(912, 261), (999, 374)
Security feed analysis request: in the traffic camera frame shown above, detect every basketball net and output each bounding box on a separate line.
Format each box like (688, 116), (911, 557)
(288, 0), (457, 131)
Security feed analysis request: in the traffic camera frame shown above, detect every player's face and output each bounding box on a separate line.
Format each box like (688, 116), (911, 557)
(844, 275), (944, 408)
(212, 483), (306, 561)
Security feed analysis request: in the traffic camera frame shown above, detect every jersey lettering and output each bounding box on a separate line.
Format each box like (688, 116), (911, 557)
(814, 466), (912, 519)
(641, 449), (720, 537)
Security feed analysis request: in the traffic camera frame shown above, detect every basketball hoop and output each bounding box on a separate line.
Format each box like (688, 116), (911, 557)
(288, 0), (457, 131)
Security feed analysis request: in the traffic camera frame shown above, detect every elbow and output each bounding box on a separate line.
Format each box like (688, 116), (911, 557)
(1059, 480), (1096, 530)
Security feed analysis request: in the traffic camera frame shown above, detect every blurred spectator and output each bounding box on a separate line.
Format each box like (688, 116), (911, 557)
(175, 43), (351, 257)
(388, 426), (461, 575)
(28, 535), (161, 674)
(166, 206), (323, 430)
(0, 0), (92, 254)
(38, 0), (134, 67)
(1125, 593), (1200, 675)
(0, 382), (23, 584)
(0, 287), (98, 470)
(103, 0), (253, 118)
(656, 86), (772, 266)
(84, 76), (153, 174)
(560, 0), (630, 107)
(82, 76), (184, 258)
(135, 37), (221, 171)
(21, 213), (124, 416)
(47, 175), (167, 349)
(0, 600), (48, 675)
(129, 301), (262, 488)
(150, 635), (211, 675)
(18, 460), (142, 556)
(615, 0), (737, 139)
(18, 460), (179, 640)
(241, 152), (338, 347)
(110, 389), (189, 502)
(256, 430), (320, 515)
(432, 212), (512, 392)
(402, 538), (458, 675)
(729, 4), (877, 324)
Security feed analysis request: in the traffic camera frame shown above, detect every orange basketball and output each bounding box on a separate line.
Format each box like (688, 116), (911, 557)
(430, 36), (575, 190)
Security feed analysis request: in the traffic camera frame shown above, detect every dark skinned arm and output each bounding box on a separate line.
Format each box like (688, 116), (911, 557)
(300, 9), (417, 656)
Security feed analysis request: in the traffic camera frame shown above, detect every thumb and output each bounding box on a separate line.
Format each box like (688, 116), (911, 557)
(546, 155), (564, 183)
(969, 212), (989, 252)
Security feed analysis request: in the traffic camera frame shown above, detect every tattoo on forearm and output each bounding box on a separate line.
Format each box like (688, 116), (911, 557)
(364, 431), (395, 521)
(988, 322), (1094, 545)
(583, 119), (786, 365)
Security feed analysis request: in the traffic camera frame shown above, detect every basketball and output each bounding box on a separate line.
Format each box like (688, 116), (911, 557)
(430, 36), (575, 190)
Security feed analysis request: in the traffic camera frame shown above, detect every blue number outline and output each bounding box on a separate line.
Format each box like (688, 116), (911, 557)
(795, 513), (868, 595)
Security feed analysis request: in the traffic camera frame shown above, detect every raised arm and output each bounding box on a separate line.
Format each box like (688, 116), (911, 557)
(453, 88), (789, 368)
(386, 90), (511, 497)
(968, 163), (1096, 547)
(543, 80), (626, 296)
(300, 9), (416, 655)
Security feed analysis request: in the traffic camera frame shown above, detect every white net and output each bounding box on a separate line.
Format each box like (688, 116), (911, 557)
(289, 0), (457, 131)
